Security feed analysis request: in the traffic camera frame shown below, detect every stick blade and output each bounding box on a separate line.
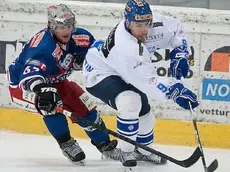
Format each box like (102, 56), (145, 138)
(181, 147), (202, 168)
(207, 159), (218, 172)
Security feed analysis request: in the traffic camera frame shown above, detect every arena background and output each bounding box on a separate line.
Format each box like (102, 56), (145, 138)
(0, 0), (229, 149)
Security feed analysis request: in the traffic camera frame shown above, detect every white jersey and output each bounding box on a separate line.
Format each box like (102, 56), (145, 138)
(144, 13), (189, 53)
(83, 13), (189, 100)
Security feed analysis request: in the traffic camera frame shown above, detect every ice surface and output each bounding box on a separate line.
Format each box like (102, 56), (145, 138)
(0, 132), (229, 172)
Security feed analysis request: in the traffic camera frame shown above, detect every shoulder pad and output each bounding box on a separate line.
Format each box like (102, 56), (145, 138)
(29, 29), (56, 54)
(72, 27), (92, 35)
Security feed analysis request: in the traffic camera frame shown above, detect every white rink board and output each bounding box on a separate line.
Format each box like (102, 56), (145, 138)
(0, 0), (230, 123)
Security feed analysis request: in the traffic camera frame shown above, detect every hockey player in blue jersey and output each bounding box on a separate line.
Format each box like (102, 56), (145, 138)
(7, 4), (117, 165)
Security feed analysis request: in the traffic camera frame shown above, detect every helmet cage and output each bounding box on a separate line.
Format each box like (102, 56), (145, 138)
(48, 4), (76, 31)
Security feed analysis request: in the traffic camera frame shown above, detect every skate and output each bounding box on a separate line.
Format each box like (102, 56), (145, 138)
(134, 149), (167, 165)
(121, 151), (137, 172)
(60, 138), (86, 165)
(102, 148), (136, 171)
(121, 151), (137, 167)
(101, 147), (121, 161)
(92, 139), (120, 161)
(93, 139), (118, 152)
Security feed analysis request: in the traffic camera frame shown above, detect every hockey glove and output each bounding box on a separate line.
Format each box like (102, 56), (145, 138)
(170, 46), (189, 79)
(72, 52), (86, 71)
(166, 83), (199, 109)
(33, 83), (63, 116)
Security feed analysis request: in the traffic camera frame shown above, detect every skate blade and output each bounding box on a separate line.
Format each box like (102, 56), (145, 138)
(69, 159), (86, 166)
(101, 154), (107, 160)
(101, 154), (117, 161)
(123, 166), (136, 172)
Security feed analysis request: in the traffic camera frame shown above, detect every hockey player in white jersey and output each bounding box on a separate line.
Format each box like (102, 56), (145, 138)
(82, 0), (199, 169)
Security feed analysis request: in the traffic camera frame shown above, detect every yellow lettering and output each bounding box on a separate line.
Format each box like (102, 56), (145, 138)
(135, 14), (152, 21)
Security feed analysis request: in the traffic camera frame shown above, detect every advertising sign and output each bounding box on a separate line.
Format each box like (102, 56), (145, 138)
(199, 34), (230, 123)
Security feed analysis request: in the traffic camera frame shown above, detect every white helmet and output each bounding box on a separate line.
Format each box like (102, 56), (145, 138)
(47, 4), (75, 30)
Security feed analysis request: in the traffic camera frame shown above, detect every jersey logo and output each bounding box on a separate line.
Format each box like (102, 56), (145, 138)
(22, 91), (36, 103)
(177, 29), (185, 37)
(59, 53), (73, 69)
(39, 63), (47, 71)
(52, 44), (63, 61)
(149, 77), (157, 85)
(73, 35), (90, 47)
(146, 33), (164, 42)
(79, 93), (95, 111)
(30, 31), (45, 48)
(152, 22), (163, 28)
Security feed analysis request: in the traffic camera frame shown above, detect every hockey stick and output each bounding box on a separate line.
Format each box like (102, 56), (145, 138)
(54, 106), (201, 168)
(189, 102), (218, 172)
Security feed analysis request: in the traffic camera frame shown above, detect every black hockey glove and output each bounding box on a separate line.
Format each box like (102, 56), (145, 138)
(33, 83), (63, 116)
(72, 52), (86, 71)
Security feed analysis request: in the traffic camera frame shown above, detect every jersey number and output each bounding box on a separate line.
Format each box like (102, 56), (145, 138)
(23, 66), (40, 75)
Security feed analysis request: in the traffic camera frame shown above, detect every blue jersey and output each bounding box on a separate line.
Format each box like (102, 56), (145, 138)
(7, 27), (95, 88)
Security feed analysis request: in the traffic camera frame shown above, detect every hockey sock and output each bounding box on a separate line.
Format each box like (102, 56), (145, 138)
(76, 110), (110, 144)
(43, 113), (71, 144)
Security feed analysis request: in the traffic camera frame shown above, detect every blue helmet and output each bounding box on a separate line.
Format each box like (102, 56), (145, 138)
(124, 0), (152, 24)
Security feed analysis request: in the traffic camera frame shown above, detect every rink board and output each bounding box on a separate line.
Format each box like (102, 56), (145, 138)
(1, 108), (229, 149)
(1, 0), (230, 124)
